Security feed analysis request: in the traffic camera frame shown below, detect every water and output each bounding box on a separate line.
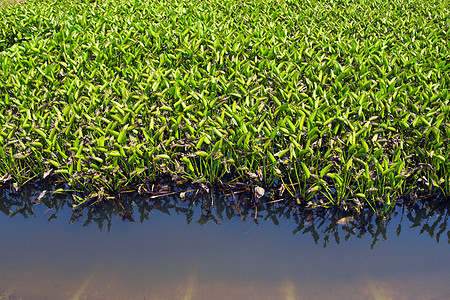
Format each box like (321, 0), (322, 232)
(0, 186), (449, 300)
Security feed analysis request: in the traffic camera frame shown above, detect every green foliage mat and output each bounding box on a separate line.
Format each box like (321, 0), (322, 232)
(1, 0), (449, 211)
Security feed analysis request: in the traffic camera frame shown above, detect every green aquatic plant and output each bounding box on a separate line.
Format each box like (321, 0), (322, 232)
(0, 0), (449, 212)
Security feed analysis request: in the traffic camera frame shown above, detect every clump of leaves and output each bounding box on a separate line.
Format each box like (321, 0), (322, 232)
(0, 0), (449, 212)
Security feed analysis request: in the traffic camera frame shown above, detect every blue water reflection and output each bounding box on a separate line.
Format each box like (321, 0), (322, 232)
(0, 186), (449, 299)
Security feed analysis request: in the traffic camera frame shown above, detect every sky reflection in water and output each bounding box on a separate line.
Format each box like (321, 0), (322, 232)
(0, 186), (449, 300)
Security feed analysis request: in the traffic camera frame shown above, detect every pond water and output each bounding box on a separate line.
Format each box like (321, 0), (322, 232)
(0, 186), (449, 300)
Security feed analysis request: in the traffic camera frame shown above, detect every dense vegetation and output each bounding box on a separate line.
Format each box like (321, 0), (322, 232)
(1, 0), (449, 212)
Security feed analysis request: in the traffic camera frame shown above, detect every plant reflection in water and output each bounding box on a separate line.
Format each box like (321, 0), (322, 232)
(1, 182), (448, 248)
